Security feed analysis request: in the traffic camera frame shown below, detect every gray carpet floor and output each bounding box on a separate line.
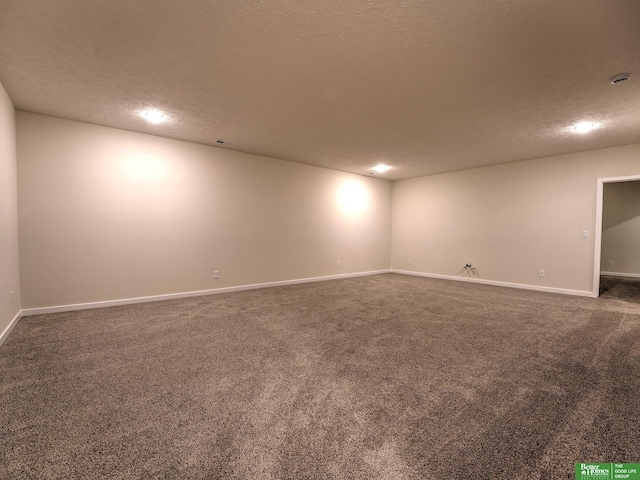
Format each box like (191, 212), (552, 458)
(600, 275), (640, 303)
(2, 273), (639, 479)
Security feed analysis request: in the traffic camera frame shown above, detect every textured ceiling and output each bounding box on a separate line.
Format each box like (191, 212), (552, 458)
(1, 0), (639, 180)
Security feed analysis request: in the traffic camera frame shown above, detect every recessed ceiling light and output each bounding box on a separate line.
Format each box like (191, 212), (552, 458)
(571, 121), (601, 134)
(139, 108), (168, 124)
(610, 73), (631, 85)
(371, 164), (392, 173)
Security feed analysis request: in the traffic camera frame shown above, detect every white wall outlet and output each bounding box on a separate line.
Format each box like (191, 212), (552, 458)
(538, 270), (545, 278)
(582, 230), (589, 239)
(337, 261), (341, 268)
(408, 259), (413, 265)
(10, 290), (14, 304)
(213, 271), (219, 279)
(608, 260), (614, 266)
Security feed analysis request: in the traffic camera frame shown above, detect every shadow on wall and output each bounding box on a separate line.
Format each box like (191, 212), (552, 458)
(602, 180), (640, 228)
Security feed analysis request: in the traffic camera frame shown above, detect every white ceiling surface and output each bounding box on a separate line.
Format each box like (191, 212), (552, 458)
(1, 1), (639, 180)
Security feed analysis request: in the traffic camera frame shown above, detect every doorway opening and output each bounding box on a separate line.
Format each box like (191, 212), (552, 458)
(593, 174), (640, 297)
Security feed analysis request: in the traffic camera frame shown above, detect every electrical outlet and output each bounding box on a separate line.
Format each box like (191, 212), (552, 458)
(582, 230), (589, 239)
(337, 261), (341, 268)
(608, 260), (614, 267)
(10, 290), (14, 304)
(538, 270), (545, 278)
(408, 259), (413, 265)
(214, 271), (219, 279)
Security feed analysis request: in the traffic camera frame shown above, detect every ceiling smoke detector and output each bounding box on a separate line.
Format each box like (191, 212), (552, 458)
(610, 73), (631, 85)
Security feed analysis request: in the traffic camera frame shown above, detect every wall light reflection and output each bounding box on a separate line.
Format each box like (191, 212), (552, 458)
(118, 153), (170, 183)
(337, 180), (370, 217)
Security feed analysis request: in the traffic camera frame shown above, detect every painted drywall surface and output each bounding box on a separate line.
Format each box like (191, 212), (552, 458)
(17, 113), (391, 308)
(0, 81), (21, 333)
(601, 180), (640, 275)
(391, 143), (640, 293)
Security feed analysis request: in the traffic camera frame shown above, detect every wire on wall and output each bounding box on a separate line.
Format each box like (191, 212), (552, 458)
(462, 262), (480, 278)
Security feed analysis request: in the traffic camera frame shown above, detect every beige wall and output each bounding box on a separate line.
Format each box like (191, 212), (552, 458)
(17, 113), (391, 308)
(14, 111), (640, 309)
(601, 180), (640, 276)
(0, 81), (21, 337)
(392, 144), (640, 294)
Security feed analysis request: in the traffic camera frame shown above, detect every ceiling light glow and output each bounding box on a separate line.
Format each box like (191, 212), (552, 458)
(139, 108), (168, 124)
(571, 121), (600, 134)
(371, 164), (392, 173)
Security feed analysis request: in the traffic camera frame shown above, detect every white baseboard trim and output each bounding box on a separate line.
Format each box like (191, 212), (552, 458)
(392, 269), (596, 298)
(20, 269), (392, 317)
(0, 310), (23, 346)
(601, 271), (640, 279)
(15, 267), (598, 320)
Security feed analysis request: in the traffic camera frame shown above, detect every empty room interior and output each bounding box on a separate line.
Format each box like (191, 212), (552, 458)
(1, 2), (640, 479)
